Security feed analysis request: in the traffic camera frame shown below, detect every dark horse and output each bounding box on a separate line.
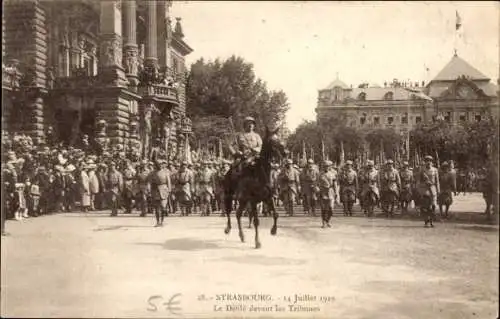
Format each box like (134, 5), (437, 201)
(222, 127), (286, 249)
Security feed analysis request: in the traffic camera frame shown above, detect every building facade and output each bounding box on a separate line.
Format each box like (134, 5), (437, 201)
(316, 54), (499, 131)
(2, 0), (193, 161)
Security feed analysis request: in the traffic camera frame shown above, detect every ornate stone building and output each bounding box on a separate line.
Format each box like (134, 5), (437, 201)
(316, 54), (499, 131)
(2, 0), (193, 160)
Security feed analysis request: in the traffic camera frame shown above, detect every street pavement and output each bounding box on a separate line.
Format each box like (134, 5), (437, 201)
(1, 193), (498, 319)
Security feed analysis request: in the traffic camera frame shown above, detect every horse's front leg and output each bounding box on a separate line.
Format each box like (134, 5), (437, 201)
(252, 202), (261, 249)
(236, 200), (246, 242)
(267, 197), (278, 236)
(224, 193), (232, 235)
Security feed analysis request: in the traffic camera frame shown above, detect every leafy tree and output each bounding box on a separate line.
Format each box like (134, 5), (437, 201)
(186, 55), (290, 138)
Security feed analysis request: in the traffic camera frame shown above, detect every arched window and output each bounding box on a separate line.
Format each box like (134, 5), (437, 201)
(357, 92), (366, 101)
(384, 91), (394, 100)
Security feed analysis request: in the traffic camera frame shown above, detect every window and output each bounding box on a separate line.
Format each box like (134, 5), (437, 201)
(415, 116), (422, 124)
(459, 114), (466, 121)
(387, 116), (394, 124)
(401, 116), (408, 124)
(360, 117), (366, 125)
(384, 91), (394, 100)
(475, 115), (482, 122)
(374, 117), (380, 125)
(357, 92), (366, 101)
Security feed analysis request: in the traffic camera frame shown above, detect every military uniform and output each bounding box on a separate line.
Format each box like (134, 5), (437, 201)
(198, 165), (215, 216)
(418, 165), (440, 208)
(149, 163), (171, 225)
(399, 166), (414, 212)
(302, 164), (319, 216)
(361, 167), (380, 204)
(137, 165), (151, 216)
(318, 162), (338, 226)
(380, 166), (400, 208)
(176, 166), (195, 216)
(278, 162), (300, 216)
(122, 165), (137, 214)
(107, 166), (123, 216)
(438, 167), (456, 206)
(339, 167), (358, 204)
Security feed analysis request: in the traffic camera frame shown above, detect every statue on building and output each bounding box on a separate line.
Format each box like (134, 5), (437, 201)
(124, 50), (139, 76)
(141, 103), (159, 159)
(46, 67), (56, 89)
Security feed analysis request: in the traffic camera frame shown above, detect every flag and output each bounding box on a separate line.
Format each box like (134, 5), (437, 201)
(339, 141), (345, 167)
(455, 10), (462, 31)
(321, 139), (325, 161)
(302, 141), (307, 161)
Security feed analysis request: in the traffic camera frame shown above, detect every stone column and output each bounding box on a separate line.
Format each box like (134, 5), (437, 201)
(96, 1), (128, 147)
(157, 1), (168, 68)
(99, 0), (126, 87)
(122, 0), (139, 90)
(145, 0), (158, 69)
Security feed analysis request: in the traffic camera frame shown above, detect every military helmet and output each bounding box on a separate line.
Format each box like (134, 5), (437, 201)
(307, 159), (314, 164)
(243, 116), (256, 124)
(441, 161), (449, 167)
(285, 159), (293, 165)
(402, 161), (409, 167)
(424, 155), (433, 161)
(386, 159), (394, 165)
(323, 160), (333, 167)
(366, 160), (374, 166)
(345, 160), (353, 166)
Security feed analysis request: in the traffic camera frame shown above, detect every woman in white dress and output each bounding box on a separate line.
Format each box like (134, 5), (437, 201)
(80, 164), (91, 212)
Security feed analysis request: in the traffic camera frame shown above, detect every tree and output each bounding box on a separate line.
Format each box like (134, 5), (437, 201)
(186, 55), (290, 136)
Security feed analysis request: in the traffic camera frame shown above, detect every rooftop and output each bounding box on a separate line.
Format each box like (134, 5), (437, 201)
(430, 54), (490, 82)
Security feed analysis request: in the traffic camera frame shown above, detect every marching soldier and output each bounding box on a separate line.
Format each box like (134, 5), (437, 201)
(319, 160), (338, 228)
(149, 160), (171, 226)
(122, 161), (137, 214)
(176, 161), (195, 216)
(107, 162), (123, 217)
(302, 159), (319, 216)
(380, 159), (401, 216)
(278, 159), (300, 216)
(169, 162), (180, 214)
(339, 160), (358, 216)
(137, 161), (151, 217)
(198, 161), (215, 216)
(438, 161), (456, 219)
(417, 155), (440, 214)
(360, 160), (379, 214)
(399, 161), (414, 214)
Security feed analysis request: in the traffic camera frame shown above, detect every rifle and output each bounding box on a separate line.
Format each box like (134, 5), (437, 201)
(227, 117), (238, 155)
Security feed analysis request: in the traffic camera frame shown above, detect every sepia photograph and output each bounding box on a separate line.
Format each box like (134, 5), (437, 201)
(1, 1), (498, 318)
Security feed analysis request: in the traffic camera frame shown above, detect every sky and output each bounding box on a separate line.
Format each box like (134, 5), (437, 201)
(171, 1), (499, 131)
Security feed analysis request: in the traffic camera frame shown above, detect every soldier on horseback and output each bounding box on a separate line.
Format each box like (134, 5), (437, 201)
(229, 116), (263, 174)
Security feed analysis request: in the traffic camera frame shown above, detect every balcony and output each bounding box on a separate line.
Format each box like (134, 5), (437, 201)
(138, 83), (179, 104)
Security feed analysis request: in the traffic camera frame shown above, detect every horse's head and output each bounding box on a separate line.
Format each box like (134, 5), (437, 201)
(261, 126), (286, 161)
